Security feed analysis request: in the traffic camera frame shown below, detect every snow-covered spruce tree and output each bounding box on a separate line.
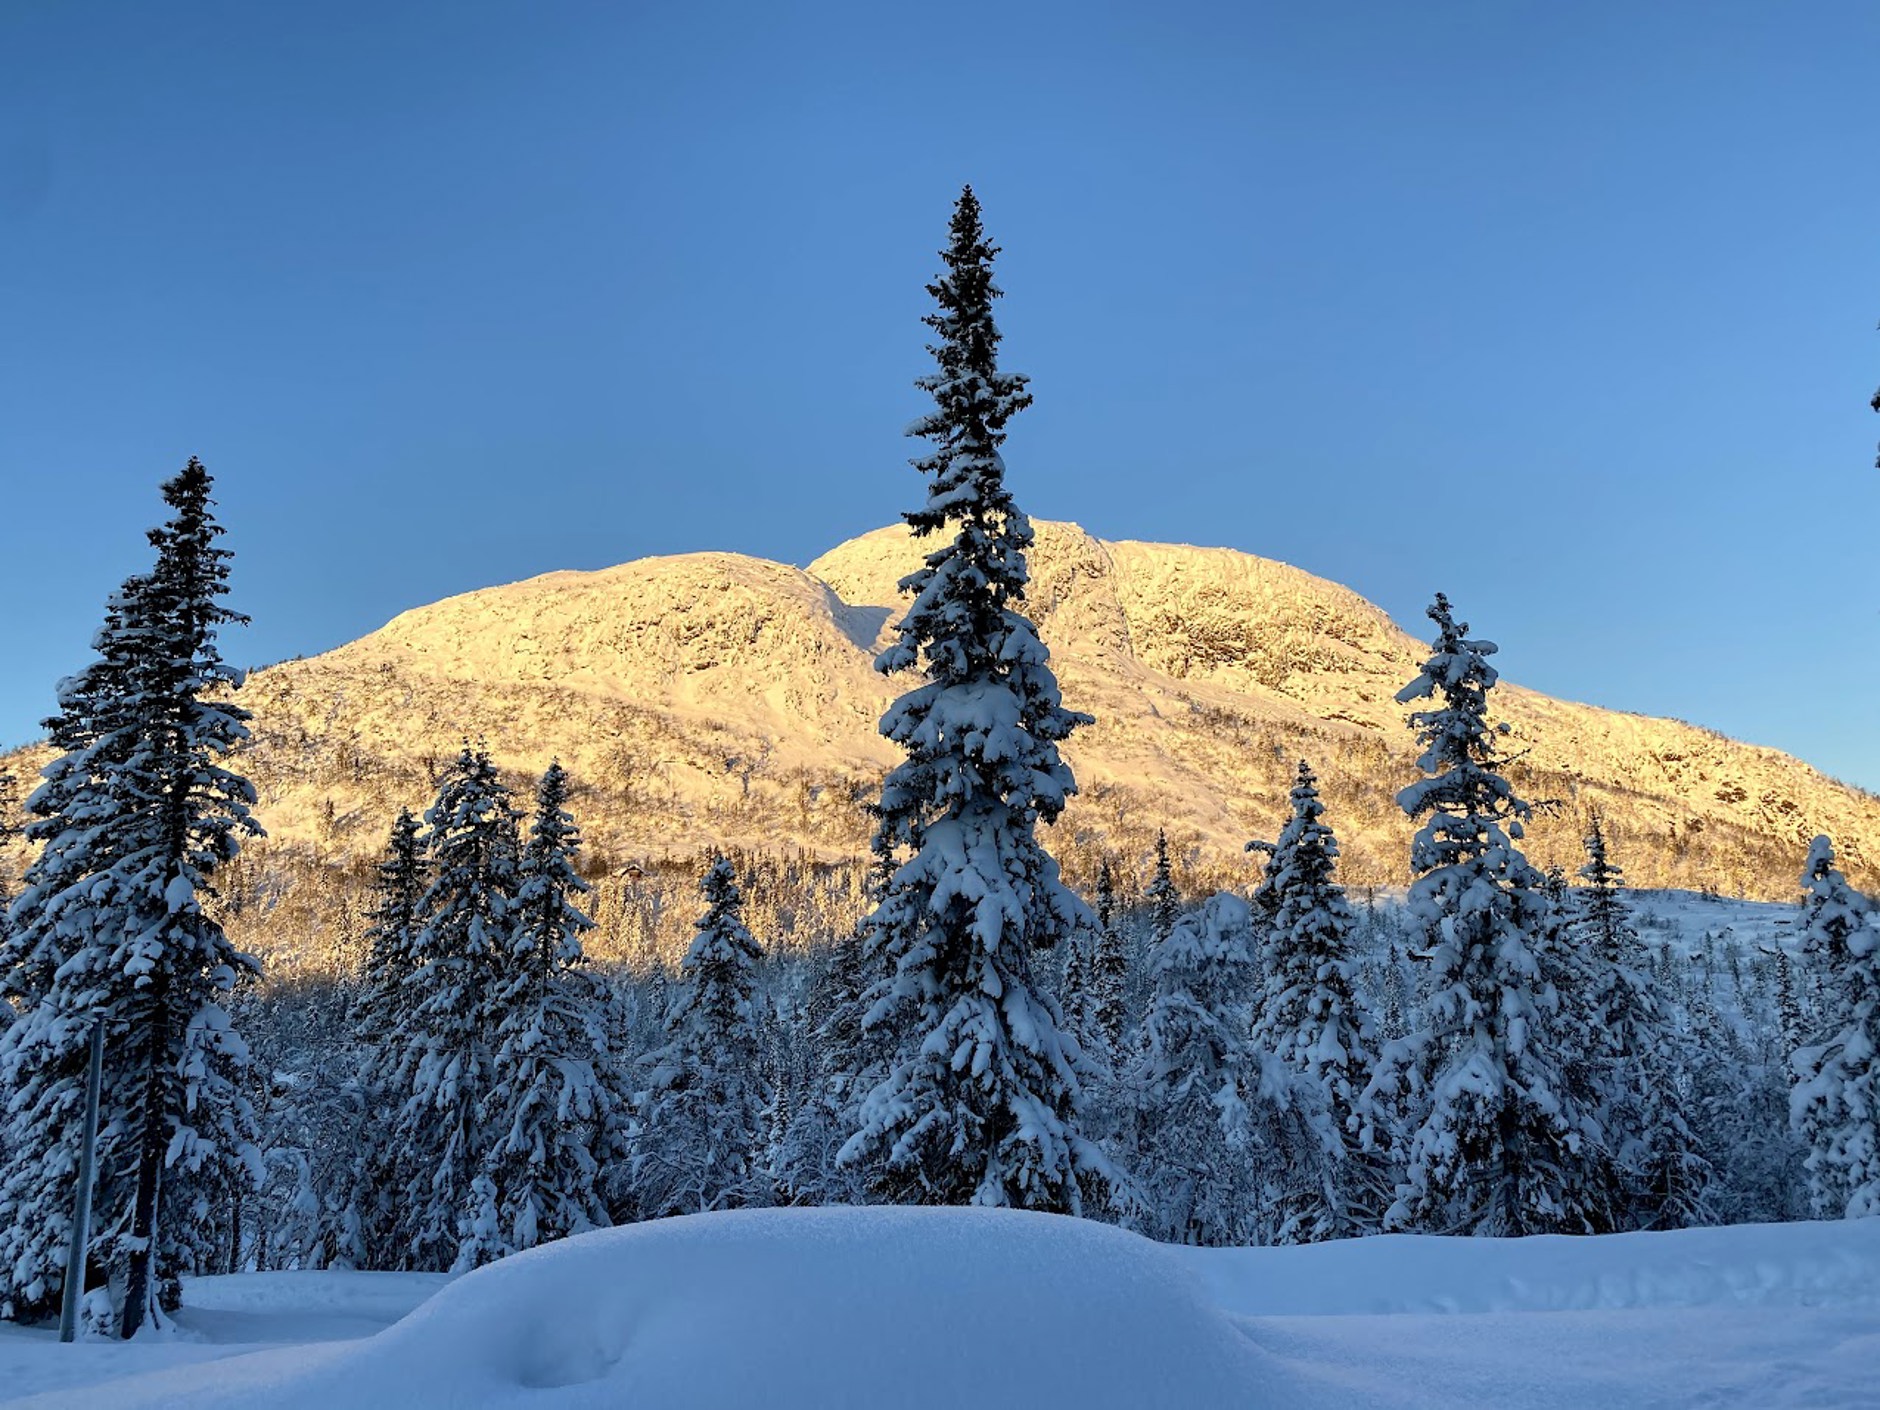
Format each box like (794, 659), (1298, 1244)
(461, 762), (613, 1267)
(629, 855), (770, 1216)
(1091, 858), (1128, 1054)
(762, 1012), (802, 1205)
(384, 744), (520, 1272)
(841, 187), (1101, 1212)
(1532, 863), (1613, 1199)
(338, 805), (428, 1267)
(1774, 948), (1807, 1062)
(1248, 760), (1388, 1235)
(1373, 594), (1604, 1237)
(775, 928), (877, 1206)
(1060, 923), (1093, 1046)
(1683, 971), (1805, 1225)
(353, 808), (426, 1051)
(237, 977), (366, 1274)
(0, 459), (263, 1335)
(0, 766), (18, 967)
(1146, 829), (1180, 945)
(1574, 820), (1625, 954)
(1790, 835), (1880, 1218)
(0, 591), (144, 1322)
(1377, 938), (1409, 1044)
(1126, 892), (1328, 1245)
(1575, 813), (1709, 1228)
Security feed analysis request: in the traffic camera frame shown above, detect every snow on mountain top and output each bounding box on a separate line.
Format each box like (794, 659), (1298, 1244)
(114, 516), (1880, 908)
(8, 1209), (1879, 1409)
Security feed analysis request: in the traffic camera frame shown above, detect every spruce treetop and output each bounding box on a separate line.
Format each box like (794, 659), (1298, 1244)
(1249, 760), (1366, 1070)
(878, 184), (1072, 724)
(368, 808), (426, 943)
(515, 760), (593, 971)
(1578, 812), (1636, 968)
(1254, 762), (1342, 909)
(1580, 811), (1622, 887)
(681, 855), (763, 1023)
(900, 184), (1033, 544)
(1146, 829), (1179, 941)
(143, 456), (248, 662)
(416, 742), (522, 965)
(1091, 856), (1128, 1055)
(353, 806), (427, 1045)
(1799, 835), (1873, 961)
(1396, 593), (1532, 863)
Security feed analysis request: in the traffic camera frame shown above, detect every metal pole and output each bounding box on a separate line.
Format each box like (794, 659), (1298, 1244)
(57, 1019), (106, 1343)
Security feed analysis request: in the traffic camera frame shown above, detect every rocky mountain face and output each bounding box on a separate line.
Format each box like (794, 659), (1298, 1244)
(7, 521), (1874, 973)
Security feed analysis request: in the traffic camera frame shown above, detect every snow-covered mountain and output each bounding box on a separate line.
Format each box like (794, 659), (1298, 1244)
(207, 519), (1875, 911)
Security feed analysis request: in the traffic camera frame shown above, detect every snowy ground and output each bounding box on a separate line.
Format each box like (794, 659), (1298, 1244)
(3, 1209), (1875, 1409)
(0, 1271), (447, 1406)
(1627, 887), (1795, 952)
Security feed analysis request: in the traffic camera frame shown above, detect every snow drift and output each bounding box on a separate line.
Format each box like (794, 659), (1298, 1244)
(31, 1208), (1285, 1409)
(11, 1209), (1880, 1409)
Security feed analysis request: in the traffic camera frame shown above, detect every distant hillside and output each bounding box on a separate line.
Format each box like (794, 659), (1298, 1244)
(5, 520), (1874, 972)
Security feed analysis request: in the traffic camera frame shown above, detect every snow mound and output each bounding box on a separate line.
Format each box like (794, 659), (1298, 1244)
(11, 1214), (1880, 1409)
(48, 1208), (1287, 1409)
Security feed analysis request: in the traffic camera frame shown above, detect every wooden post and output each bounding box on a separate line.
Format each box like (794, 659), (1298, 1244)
(58, 1019), (107, 1343)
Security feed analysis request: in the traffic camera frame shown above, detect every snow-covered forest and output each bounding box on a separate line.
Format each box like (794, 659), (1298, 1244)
(0, 188), (1875, 1369)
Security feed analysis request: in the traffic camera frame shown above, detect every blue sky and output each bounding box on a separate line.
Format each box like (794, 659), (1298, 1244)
(2, 2), (1876, 788)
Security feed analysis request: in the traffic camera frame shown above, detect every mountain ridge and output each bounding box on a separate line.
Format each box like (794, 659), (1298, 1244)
(258, 518), (1880, 878)
(5, 519), (1873, 972)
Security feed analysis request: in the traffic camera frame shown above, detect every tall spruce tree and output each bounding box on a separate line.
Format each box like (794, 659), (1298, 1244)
(843, 187), (1100, 1212)
(1091, 858), (1128, 1054)
(0, 459), (263, 1335)
(1790, 835), (1880, 1218)
(1249, 761), (1388, 1234)
(385, 744), (520, 1272)
(0, 591), (140, 1324)
(335, 807), (427, 1270)
(1374, 594), (1603, 1236)
(0, 766), (18, 965)
(354, 808), (426, 1049)
(1060, 924), (1093, 1047)
(1146, 830), (1180, 945)
(1774, 947), (1807, 1061)
(1576, 813), (1709, 1228)
(1533, 862), (1612, 1210)
(464, 762), (612, 1265)
(630, 855), (770, 1216)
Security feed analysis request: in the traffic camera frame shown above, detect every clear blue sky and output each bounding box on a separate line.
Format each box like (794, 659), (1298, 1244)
(2, 2), (1875, 787)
